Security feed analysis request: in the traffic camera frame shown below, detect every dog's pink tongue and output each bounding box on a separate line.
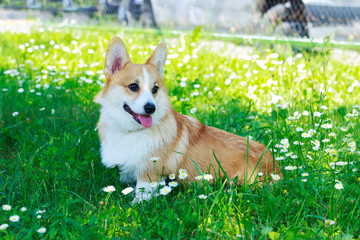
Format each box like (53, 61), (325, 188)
(139, 114), (152, 128)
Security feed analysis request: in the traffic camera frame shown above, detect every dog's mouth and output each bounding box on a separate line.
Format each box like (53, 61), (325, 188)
(123, 104), (153, 128)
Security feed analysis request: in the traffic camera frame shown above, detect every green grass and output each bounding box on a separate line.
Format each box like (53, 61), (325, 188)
(0, 26), (359, 239)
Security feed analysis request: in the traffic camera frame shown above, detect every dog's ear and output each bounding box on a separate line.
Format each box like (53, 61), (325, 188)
(104, 36), (131, 78)
(146, 42), (167, 77)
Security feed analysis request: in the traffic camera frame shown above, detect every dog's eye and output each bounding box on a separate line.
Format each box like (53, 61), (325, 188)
(128, 83), (139, 92)
(152, 86), (159, 94)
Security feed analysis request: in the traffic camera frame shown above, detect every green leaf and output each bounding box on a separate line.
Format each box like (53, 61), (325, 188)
(268, 231), (281, 240)
(284, 230), (295, 240)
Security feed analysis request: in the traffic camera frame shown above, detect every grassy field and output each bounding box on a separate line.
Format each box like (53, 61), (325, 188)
(0, 25), (359, 239)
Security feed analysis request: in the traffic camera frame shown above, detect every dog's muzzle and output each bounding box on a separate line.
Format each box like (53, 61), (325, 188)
(123, 104), (153, 128)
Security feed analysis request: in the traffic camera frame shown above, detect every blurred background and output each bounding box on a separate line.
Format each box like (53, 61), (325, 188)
(0, 0), (360, 41)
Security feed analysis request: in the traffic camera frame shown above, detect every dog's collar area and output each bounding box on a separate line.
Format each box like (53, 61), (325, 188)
(123, 104), (153, 128)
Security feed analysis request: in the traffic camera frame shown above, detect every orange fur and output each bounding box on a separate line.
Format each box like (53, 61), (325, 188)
(136, 109), (277, 183)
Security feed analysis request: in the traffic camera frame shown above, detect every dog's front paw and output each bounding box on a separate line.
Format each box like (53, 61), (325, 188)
(131, 193), (152, 204)
(131, 181), (155, 204)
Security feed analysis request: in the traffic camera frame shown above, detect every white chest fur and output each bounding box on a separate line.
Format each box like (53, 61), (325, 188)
(100, 126), (158, 183)
(99, 113), (179, 183)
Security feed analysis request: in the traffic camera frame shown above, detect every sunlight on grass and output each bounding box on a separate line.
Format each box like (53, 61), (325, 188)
(0, 26), (359, 239)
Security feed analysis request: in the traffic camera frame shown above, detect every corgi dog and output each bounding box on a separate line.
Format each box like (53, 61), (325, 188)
(95, 36), (277, 202)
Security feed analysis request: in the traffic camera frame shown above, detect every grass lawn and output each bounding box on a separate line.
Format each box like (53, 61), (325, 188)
(0, 25), (359, 239)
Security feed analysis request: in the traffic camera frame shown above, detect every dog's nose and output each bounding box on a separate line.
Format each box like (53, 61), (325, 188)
(144, 102), (156, 114)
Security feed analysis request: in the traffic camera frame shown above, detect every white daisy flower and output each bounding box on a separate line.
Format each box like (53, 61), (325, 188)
(121, 187), (134, 195)
(301, 132), (310, 138)
(160, 186), (172, 195)
(195, 175), (203, 180)
(103, 186), (116, 193)
(282, 143), (290, 149)
(321, 123), (332, 129)
(149, 157), (159, 162)
(324, 219), (335, 227)
(198, 194), (208, 199)
(336, 161), (348, 166)
(314, 111), (322, 117)
(312, 140), (320, 147)
(2, 205), (11, 211)
(308, 129), (316, 136)
(284, 166), (297, 171)
(325, 148), (332, 153)
(285, 152), (293, 157)
(168, 181), (178, 187)
(0, 224), (9, 230)
(296, 127), (304, 132)
(204, 174), (213, 181)
(349, 146), (356, 153)
(334, 182), (344, 190)
(271, 174), (281, 181)
(280, 147), (288, 153)
(36, 210), (46, 214)
(328, 132), (336, 137)
(179, 173), (188, 179)
(37, 227), (47, 233)
(9, 215), (20, 222)
(293, 111), (301, 118)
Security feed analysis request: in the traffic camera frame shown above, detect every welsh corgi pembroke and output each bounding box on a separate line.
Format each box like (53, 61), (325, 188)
(95, 36), (277, 202)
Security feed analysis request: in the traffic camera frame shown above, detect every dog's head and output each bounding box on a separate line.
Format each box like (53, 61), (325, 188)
(95, 36), (170, 132)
